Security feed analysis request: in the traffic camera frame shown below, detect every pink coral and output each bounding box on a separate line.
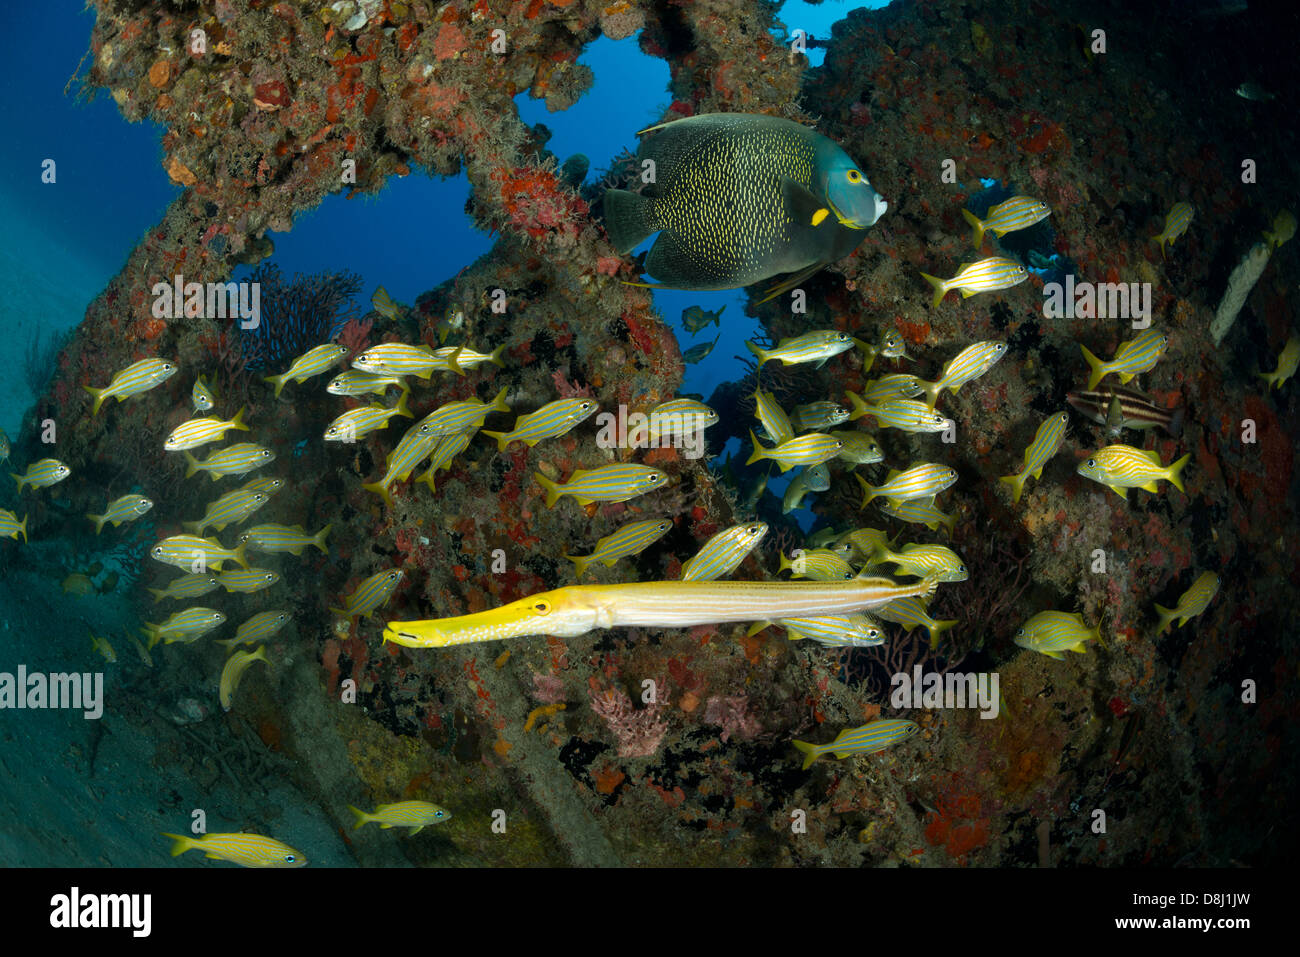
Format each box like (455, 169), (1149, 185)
(336, 315), (374, 357)
(703, 695), (761, 743)
(588, 678), (669, 758)
(531, 671), (566, 704)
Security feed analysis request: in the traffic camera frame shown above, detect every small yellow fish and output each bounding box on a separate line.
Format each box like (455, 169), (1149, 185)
(220, 646), (270, 711)
(62, 573), (95, 596)
(534, 464), (668, 508)
(348, 801), (452, 834)
(164, 408), (249, 452)
(90, 630), (117, 663)
(87, 494), (154, 534)
(264, 344), (350, 397)
(1154, 571), (1219, 634)
(1262, 210), (1295, 250)
(84, 358), (178, 415)
(162, 831), (306, 867)
(792, 719), (919, 769)
(1150, 202), (1194, 258)
(1257, 335), (1299, 390)
(1077, 444), (1189, 498)
(192, 374), (216, 412)
(371, 285), (403, 320)
(11, 458), (71, 492)
(0, 508), (28, 542)
(746, 430), (842, 472)
(919, 257), (1027, 307)
(1014, 610), (1100, 660)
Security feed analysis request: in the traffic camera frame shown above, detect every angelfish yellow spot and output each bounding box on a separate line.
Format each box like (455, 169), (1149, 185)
(811, 208), (830, 227)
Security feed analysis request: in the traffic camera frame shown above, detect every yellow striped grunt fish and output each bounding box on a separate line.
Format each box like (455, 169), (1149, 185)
(353, 342), (462, 379)
(917, 341), (1007, 409)
(162, 831), (306, 867)
(216, 567), (280, 594)
(184, 443), (276, 480)
(857, 463), (958, 508)
(384, 575), (940, 648)
(604, 113), (887, 300)
(646, 399), (718, 442)
(220, 646), (270, 711)
(1154, 571), (1219, 634)
(12, 458), (71, 492)
(830, 431), (884, 465)
(1076, 444), (1189, 498)
(682, 522), (768, 581)
(327, 369), (410, 397)
(1257, 335), (1299, 390)
(331, 568), (405, 619)
(183, 489), (268, 536)
(746, 430), (842, 472)
(535, 464), (668, 508)
(877, 498), (957, 537)
(746, 331), (855, 369)
(792, 401), (851, 432)
(483, 397), (598, 451)
(845, 527), (894, 564)
(961, 196), (1050, 249)
(164, 408), (249, 452)
(362, 422), (442, 507)
(264, 344), (350, 397)
(324, 393), (413, 442)
(143, 607), (226, 647)
(999, 412), (1069, 503)
(147, 574), (221, 603)
(90, 630), (117, 664)
(87, 494), (154, 534)
(1014, 610), (1100, 659)
(192, 374), (216, 412)
(240, 475), (285, 498)
(238, 523), (332, 555)
(792, 719), (919, 769)
(0, 508), (28, 542)
(753, 390), (795, 446)
(778, 548), (855, 581)
(1080, 328), (1167, 390)
(415, 388), (509, 438)
(84, 358), (178, 415)
(757, 613), (885, 647)
(348, 801), (452, 834)
(858, 374), (923, 405)
(920, 257), (1027, 308)
(416, 430), (474, 492)
(431, 344), (503, 370)
(1150, 202), (1194, 258)
(216, 610), (292, 649)
(846, 394), (950, 432)
(871, 542), (968, 582)
(150, 535), (250, 572)
(566, 518), (673, 578)
(853, 328), (909, 370)
(875, 595), (957, 649)
(371, 285), (403, 320)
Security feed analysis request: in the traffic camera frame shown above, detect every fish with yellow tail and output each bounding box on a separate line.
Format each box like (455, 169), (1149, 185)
(1013, 610), (1100, 659)
(192, 374), (216, 412)
(745, 331), (856, 369)
(535, 464), (668, 508)
(0, 508), (27, 542)
(150, 535), (250, 572)
(371, 285), (403, 320)
(348, 801), (451, 834)
(327, 369), (409, 397)
(416, 431), (473, 492)
(86, 494), (154, 534)
(853, 329), (909, 370)
(164, 408), (249, 452)
(792, 719), (919, 769)
(1154, 571), (1219, 634)
(89, 630), (117, 664)
(383, 575), (940, 648)
(12, 458), (71, 492)
(84, 358), (178, 415)
(961, 196), (1050, 249)
(875, 595), (957, 649)
(919, 257), (1027, 308)
(916, 340), (1007, 409)
(1077, 444), (1189, 498)
(184, 443), (276, 480)
(857, 462), (958, 509)
(1257, 335), (1299, 391)
(363, 423), (441, 507)
(264, 344), (349, 397)
(220, 645), (270, 711)
(1262, 210), (1296, 250)
(1079, 327), (1167, 390)
(331, 568), (404, 620)
(999, 412), (1069, 504)
(566, 518), (673, 578)
(753, 390), (795, 445)
(142, 607), (226, 647)
(353, 342), (463, 378)
(1150, 201), (1194, 258)
(746, 430), (842, 472)
(681, 522), (768, 581)
(162, 831), (306, 867)
(415, 388), (510, 438)
(483, 397), (598, 451)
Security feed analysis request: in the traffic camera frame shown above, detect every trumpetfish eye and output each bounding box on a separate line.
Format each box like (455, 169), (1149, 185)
(532, 600), (552, 615)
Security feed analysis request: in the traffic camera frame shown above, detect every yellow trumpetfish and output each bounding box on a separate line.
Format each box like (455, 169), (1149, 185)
(383, 576), (939, 648)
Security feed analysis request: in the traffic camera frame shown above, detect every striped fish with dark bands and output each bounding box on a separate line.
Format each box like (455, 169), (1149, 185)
(1066, 385), (1183, 436)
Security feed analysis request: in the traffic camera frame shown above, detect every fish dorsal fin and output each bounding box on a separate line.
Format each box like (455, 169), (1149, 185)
(885, 468), (900, 481)
(1144, 449), (1163, 465)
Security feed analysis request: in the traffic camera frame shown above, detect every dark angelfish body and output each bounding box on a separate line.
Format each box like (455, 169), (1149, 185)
(603, 113), (887, 301)
(1066, 385), (1183, 436)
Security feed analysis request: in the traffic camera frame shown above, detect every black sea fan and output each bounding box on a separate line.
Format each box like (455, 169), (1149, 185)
(239, 263), (363, 371)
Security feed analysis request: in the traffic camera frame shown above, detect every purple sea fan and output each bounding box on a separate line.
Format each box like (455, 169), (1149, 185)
(238, 263), (363, 370)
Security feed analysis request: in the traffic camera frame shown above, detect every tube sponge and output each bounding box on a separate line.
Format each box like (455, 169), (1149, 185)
(1210, 242), (1272, 345)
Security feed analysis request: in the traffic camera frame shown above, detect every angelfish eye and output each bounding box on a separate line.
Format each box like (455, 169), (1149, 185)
(846, 169), (862, 183)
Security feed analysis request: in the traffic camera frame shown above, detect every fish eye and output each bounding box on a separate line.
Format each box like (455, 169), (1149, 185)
(264, 574), (276, 581)
(1086, 458), (1095, 467)
(152, 547), (163, 557)
(959, 565), (967, 573)
(532, 600), (551, 615)
(659, 522), (670, 530)
(284, 855), (296, 863)
(388, 572), (400, 581)
(435, 810), (445, 818)
(846, 169), (862, 183)
(163, 363), (173, 370)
